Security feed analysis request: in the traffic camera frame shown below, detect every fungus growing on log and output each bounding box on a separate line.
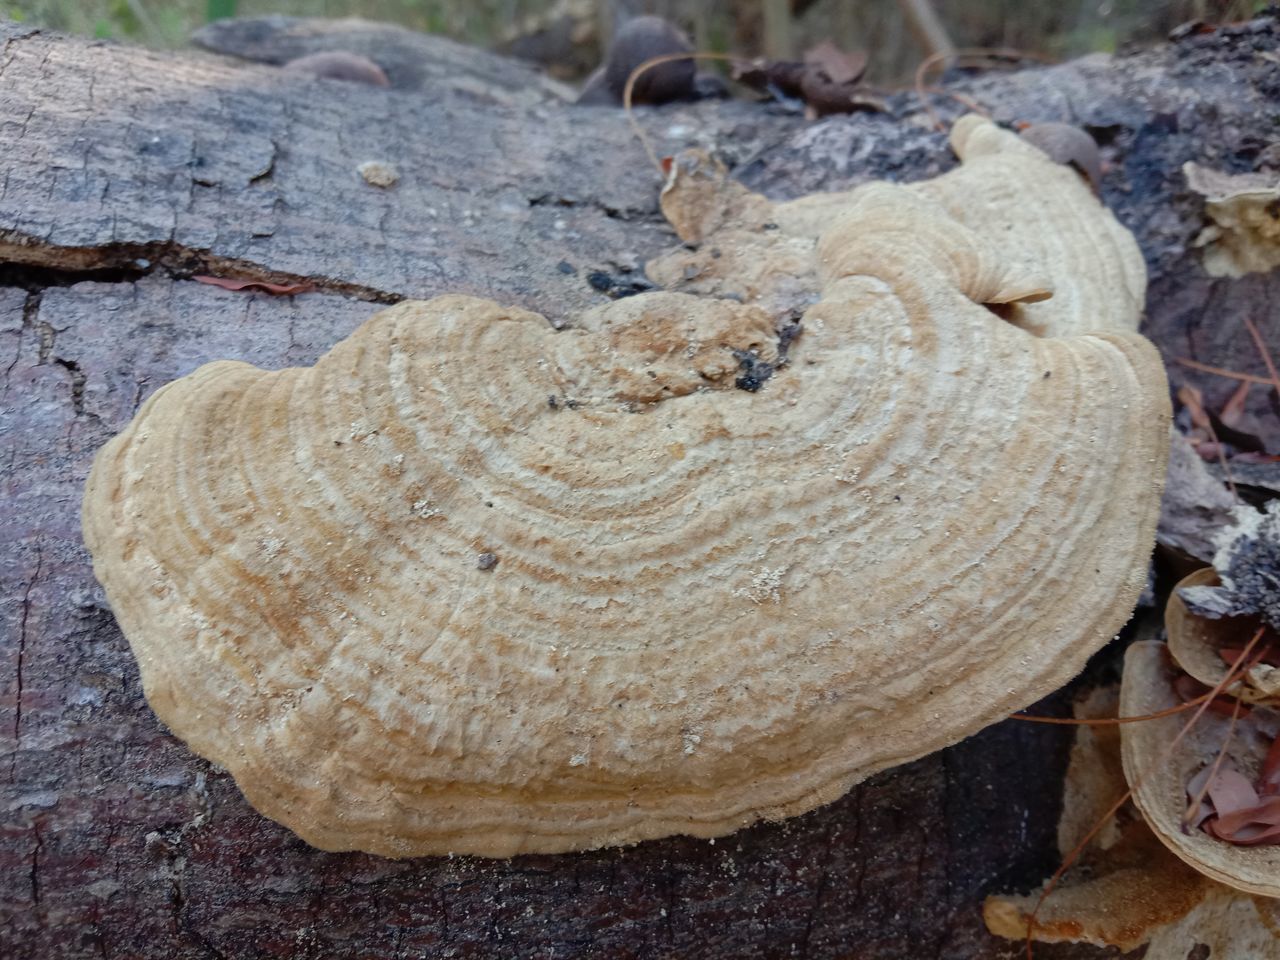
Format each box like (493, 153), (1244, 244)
(82, 118), (1169, 857)
(1119, 510), (1280, 897)
(648, 116), (1145, 338)
(1184, 162), (1280, 278)
(1120, 641), (1280, 897)
(984, 681), (1280, 954)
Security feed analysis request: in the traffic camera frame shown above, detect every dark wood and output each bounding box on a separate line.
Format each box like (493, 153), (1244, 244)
(1, 13), (1277, 959)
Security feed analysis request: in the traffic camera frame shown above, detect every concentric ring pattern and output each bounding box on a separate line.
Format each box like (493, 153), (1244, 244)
(83, 118), (1170, 856)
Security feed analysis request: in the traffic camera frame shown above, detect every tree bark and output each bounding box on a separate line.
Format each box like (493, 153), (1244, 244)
(1, 13), (1277, 959)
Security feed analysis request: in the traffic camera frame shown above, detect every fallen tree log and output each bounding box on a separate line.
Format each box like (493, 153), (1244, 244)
(1, 13), (1277, 959)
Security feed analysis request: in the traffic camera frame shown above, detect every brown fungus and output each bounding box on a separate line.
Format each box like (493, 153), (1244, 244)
(82, 117), (1169, 857)
(1121, 641), (1280, 897)
(1168, 568), (1280, 707)
(1184, 163), (1280, 278)
(648, 115), (1144, 338)
(986, 680), (1280, 955)
(1119, 511), (1280, 895)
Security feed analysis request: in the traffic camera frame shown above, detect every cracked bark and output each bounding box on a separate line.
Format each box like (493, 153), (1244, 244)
(1, 13), (1277, 960)
(10, 548), (39, 778)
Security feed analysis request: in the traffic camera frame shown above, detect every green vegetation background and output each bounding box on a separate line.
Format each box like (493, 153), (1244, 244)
(9, 0), (537, 46)
(3, 1), (1271, 81)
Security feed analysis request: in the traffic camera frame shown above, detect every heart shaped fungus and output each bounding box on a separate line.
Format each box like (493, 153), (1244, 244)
(82, 119), (1170, 856)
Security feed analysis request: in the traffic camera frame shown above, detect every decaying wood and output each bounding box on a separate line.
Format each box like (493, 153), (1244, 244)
(1, 12), (1278, 959)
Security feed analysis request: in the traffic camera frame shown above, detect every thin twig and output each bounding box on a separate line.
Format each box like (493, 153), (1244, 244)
(1011, 692), (1211, 726)
(1173, 357), (1273, 386)
(1205, 414), (1242, 502)
(1243, 315), (1280, 399)
(1182, 682), (1246, 829)
(623, 52), (754, 176)
(1181, 385), (1242, 502)
(922, 85), (990, 118)
(913, 46), (1052, 131)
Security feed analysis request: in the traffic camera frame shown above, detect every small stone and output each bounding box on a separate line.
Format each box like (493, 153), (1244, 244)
(477, 552), (498, 571)
(357, 161), (399, 188)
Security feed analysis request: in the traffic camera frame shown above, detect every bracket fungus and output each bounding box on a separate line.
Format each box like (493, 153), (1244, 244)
(986, 680), (1280, 955)
(1184, 162), (1280, 278)
(83, 117), (1170, 857)
(1119, 505), (1280, 895)
(1121, 641), (1280, 897)
(648, 115), (1145, 339)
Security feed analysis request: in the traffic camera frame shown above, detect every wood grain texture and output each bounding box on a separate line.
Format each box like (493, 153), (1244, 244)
(2, 12), (1278, 958)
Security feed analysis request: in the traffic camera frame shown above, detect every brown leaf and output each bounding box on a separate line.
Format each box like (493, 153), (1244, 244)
(1217, 647), (1280, 668)
(193, 275), (314, 296)
(1173, 674), (1257, 719)
(1187, 750), (1280, 846)
(1262, 733), (1280, 796)
(1214, 820), (1280, 844)
(1209, 795), (1280, 845)
(732, 55), (879, 118)
(803, 41), (867, 85)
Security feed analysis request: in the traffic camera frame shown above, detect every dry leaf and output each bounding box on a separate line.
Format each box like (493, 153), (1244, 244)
(1188, 736), (1280, 847)
(803, 41), (867, 85)
(1018, 123), (1102, 193)
(732, 48), (878, 118)
(1123, 641), (1280, 895)
(1184, 162), (1280, 278)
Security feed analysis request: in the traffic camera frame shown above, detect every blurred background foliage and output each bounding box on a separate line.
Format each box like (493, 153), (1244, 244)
(2, 0), (1270, 82)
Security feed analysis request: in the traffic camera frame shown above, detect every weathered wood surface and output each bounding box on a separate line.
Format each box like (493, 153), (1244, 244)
(1, 13), (1277, 959)
(191, 15), (577, 104)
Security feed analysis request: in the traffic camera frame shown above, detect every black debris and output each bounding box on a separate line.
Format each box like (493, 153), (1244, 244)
(587, 270), (655, 299)
(733, 349), (775, 392)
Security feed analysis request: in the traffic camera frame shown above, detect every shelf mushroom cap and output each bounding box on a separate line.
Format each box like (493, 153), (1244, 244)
(649, 114), (1146, 339)
(82, 118), (1170, 857)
